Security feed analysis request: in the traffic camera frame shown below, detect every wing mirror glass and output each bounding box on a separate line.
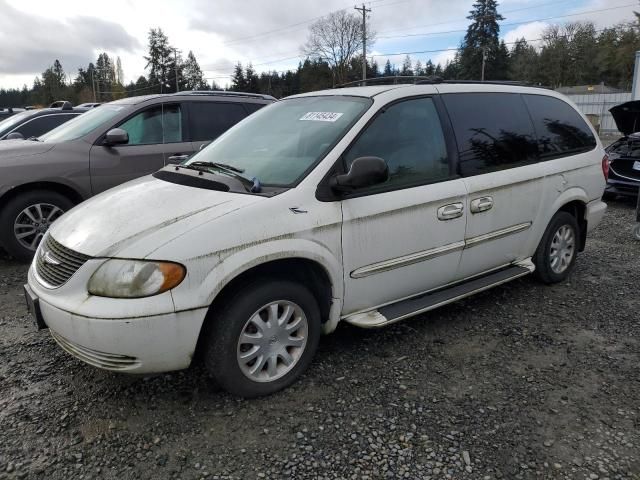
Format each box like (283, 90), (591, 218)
(330, 156), (389, 192)
(104, 128), (129, 146)
(5, 132), (24, 140)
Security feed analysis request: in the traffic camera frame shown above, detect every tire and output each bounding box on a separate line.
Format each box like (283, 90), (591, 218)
(202, 279), (321, 398)
(533, 211), (580, 284)
(0, 190), (74, 262)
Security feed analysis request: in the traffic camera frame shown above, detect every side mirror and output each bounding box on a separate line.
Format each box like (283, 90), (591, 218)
(104, 128), (129, 146)
(5, 132), (24, 140)
(331, 156), (389, 192)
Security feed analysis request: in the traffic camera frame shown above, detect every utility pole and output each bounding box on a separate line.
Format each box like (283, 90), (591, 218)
(91, 68), (96, 102)
(481, 46), (487, 82)
(354, 3), (371, 85)
(173, 48), (180, 92)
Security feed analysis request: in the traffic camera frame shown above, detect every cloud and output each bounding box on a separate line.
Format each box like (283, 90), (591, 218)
(0, 0), (139, 75)
(502, 21), (550, 47)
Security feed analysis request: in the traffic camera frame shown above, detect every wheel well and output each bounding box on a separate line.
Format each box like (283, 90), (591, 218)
(0, 182), (84, 206)
(194, 258), (333, 360)
(558, 200), (587, 251)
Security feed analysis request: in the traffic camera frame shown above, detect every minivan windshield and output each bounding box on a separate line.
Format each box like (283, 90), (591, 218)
(40, 104), (126, 143)
(184, 96), (372, 186)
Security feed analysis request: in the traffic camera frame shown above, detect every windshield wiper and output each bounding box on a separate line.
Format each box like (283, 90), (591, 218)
(179, 161), (262, 193)
(189, 161), (244, 173)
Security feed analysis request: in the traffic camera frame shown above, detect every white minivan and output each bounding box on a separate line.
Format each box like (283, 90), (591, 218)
(25, 82), (608, 397)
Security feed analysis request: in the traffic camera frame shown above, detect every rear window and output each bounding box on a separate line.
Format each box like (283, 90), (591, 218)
(188, 102), (247, 142)
(523, 94), (597, 160)
(442, 93), (538, 176)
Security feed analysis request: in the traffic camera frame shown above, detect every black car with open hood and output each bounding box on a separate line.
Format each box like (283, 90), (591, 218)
(605, 100), (640, 198)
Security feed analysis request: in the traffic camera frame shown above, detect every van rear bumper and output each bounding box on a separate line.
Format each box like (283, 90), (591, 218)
(586, 199), (607, 233)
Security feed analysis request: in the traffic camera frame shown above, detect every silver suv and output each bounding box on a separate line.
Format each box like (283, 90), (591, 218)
(0, 91), (275, 260)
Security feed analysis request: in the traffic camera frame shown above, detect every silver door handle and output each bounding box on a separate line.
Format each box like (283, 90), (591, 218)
(470, 196), (493, 214)
(437, 202), (464, 220)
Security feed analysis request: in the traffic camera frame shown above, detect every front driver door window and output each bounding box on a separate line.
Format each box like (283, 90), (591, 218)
(340, 97), (468, 314)
(89, 103), (193, 194)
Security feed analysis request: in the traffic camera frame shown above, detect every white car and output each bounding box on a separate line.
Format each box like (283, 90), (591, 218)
(25, 82), (608, 397)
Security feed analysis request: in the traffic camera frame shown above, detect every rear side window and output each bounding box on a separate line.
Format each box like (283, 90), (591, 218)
(344, 97), (450, 189)
(443, 93), (538, 176)
(188, 102), (247, 142)
(244, 103), (267, 114)
(14, 114), (77, 139)
(523, 94), (597, 159)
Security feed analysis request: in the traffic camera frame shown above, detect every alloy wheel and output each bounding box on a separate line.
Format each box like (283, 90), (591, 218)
(13, 203), (64, 251)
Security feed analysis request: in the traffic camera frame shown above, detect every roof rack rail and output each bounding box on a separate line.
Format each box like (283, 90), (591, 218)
(175, 90), (276, 101)
(335, 77), (548, 89)
(335, 76), (443, 88)
(423, 79), (547, 88)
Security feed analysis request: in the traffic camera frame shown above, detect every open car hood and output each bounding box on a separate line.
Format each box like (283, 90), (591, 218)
(610, 101), (640, 136)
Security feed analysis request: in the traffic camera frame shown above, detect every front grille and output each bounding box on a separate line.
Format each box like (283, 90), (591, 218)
(51, 330), (141, 371)
(610, 158), (640, 182)
(35, 235), (91, 288)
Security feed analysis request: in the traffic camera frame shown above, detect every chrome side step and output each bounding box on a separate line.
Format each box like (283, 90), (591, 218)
(344, 263), (533, 328)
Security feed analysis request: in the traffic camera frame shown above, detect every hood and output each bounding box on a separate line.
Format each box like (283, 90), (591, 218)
(610, 101), (640, 136)
(49, 175), (264, 257)
(0, 139), (55, 158)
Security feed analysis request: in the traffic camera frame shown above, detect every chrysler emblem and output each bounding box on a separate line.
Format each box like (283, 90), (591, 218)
(41, 249), (61, 266)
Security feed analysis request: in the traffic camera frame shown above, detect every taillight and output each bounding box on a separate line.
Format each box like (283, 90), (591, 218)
(602, 154), (610, 181)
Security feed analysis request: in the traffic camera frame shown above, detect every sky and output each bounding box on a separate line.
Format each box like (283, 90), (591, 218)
(0, 0), (637, 90)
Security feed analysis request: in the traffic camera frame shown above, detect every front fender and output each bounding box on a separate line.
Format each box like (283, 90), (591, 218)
(172, 237), (344, 333)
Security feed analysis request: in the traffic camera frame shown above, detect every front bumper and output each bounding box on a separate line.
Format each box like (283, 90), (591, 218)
(38, 299), (208, 373)
(27, 262), (209, 374)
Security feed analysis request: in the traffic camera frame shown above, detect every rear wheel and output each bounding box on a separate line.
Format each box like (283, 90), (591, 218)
(0, 190), (73, 262)
(533, 211), (579, 284)
(202, 280), (321, 398)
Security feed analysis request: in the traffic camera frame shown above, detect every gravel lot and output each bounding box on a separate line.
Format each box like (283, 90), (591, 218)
(1, 200), (639, 480)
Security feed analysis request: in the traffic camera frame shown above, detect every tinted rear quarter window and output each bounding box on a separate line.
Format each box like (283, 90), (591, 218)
(244, 103), (267, 114)
(523, 94), (596, 159)
(442, 92), (538, 176)
(189, 102), (247, 142)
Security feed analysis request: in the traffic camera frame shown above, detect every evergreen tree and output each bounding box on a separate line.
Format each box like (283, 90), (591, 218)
(509, 38), (538, 82)
(400, 55), (413, 76)
(182, 51), (208, 90)
(425, 60), (435, 76)
(245, 64), (260, 93)
(458, 0), (505, 80)
(383, 60), (393, 77)
(144, 28), (174, 93)
(414, 60), (424, 76)
(230, 62), (247, 91)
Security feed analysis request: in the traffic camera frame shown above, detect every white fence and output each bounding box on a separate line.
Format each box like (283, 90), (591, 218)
(564, 92), (632, 135)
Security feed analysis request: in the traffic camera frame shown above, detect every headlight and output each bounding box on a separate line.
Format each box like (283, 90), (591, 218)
(88, 259), (186, 298)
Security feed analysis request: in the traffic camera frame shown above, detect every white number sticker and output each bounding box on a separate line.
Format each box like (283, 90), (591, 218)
(633, 160), (640, 171)
(299, 112), (344, 122)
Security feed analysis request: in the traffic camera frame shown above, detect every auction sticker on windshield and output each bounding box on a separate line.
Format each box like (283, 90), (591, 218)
(299, 112), (344, 122)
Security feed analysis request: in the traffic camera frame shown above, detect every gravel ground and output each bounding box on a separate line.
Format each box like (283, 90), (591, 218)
(1, 200), (639, 480)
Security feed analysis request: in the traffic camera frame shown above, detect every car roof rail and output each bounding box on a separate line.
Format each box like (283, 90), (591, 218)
(174, 90), (276, 101)
(426, 79), (547, 88)
(335, 76), (443, 88)
(335, 77), (548, 89)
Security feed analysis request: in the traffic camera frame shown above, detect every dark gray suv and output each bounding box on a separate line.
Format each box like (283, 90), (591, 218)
(0, 91), (275, 260)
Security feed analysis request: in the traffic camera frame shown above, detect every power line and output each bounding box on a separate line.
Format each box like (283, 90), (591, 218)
(378, 2), (638, 40)
(370, 26), (620, 59)
(375, 0), (580, 36)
